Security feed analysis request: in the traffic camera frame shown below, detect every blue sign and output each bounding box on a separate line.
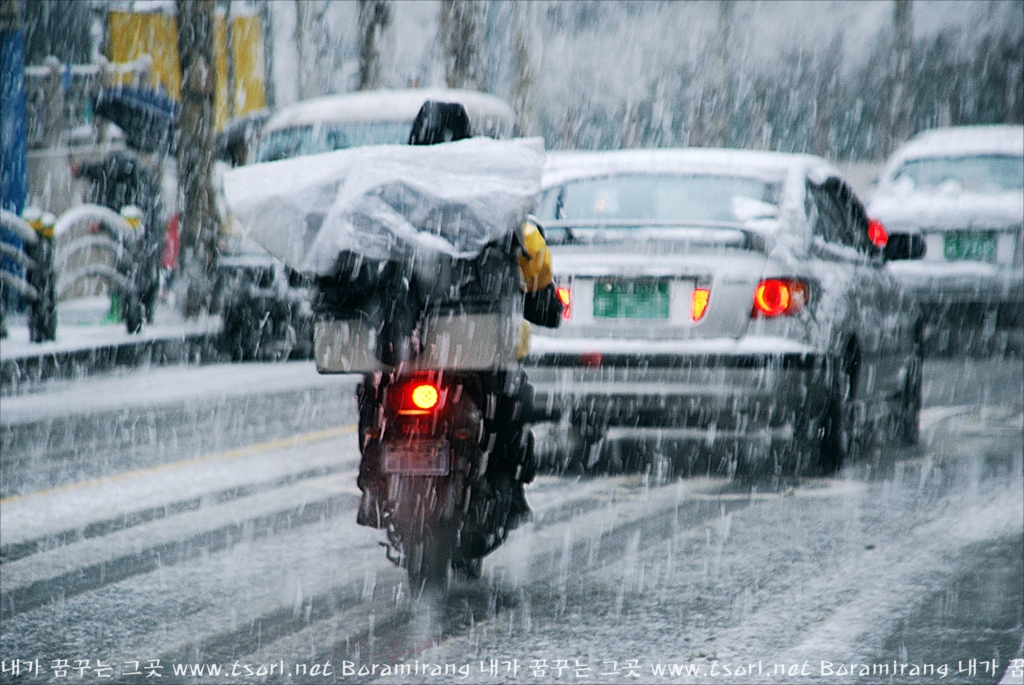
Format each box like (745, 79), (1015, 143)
(1, 27), (29, 311)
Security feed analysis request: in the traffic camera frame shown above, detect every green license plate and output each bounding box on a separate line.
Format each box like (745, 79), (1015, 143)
(593, 280), (670, 319)
(943, 231), (996, 262)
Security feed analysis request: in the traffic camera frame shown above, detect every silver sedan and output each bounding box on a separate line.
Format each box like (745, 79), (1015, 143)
(868, 125), (1024, 355)
(526, 148), (921, 477)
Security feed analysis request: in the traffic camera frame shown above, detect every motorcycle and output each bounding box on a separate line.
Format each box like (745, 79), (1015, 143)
(313, 241), (559, 598)
(355, 370), (523, 596)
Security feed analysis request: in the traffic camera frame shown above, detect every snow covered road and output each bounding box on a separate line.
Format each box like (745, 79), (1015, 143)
(0, 359), (1020, 684)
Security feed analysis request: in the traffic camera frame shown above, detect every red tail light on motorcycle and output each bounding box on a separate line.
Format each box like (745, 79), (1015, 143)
(410, 384), (439, 410)
(556, 286), (571, 319)
(393, 379), (444, 415)
(752, 279), (808, 317)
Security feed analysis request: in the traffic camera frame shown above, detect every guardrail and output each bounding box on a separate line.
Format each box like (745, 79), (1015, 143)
(2, 203), (161, 340)
(1, 210), (56, 342)
(53, 204), (157, 334)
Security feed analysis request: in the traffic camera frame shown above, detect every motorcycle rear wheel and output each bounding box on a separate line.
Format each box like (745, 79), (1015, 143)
(452, 555), (483, 580)
(404, 524), (455, 600)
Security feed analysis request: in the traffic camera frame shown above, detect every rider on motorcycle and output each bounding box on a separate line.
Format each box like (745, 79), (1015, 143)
(353, 101), (562, 531)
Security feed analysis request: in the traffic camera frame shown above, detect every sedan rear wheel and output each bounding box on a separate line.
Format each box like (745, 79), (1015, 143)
(818, 360), (860, 474)
(543, 417), (606, 475)
(898, 347), (923, 447)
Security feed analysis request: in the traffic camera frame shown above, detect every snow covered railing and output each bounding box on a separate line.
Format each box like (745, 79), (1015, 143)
(1, 211), (39, 246)
(55, 234), (124, 267)
(6, 200), (169, 340)
(56, 264), (130, 301)
(52, 204), (134, 301)
(52, 204), (154, 334)
(1, 210), (56, 342)
(1, 211), (41, 298)
(53, 204), (135, 241)
(2, 211), (42, 303)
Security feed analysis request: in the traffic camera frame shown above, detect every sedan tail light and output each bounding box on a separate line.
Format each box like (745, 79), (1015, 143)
(690, 288), (710, 321)
(556, 286), (571, 319)
(868, 219), (888, 248)
(752, 279), (808, 317)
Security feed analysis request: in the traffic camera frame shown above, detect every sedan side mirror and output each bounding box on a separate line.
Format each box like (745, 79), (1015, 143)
(884, 232), (926, 261)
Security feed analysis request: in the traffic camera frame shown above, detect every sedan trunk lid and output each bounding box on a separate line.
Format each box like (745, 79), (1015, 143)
(546, 236), (768, 341)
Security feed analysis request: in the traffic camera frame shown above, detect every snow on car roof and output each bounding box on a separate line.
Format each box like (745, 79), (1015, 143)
(882, 125), (1024, 176)
(262, 88), (515, 133)
(542, 148), (825, 187)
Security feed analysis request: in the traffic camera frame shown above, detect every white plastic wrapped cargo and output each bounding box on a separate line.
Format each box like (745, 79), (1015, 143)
(223, 136), (546, 276)
(223, 136), (546, 373)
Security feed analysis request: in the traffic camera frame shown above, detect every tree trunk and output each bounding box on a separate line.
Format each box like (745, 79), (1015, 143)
(813, 33), (843, 158)
(885, 0), (913, 156)
(358, 0), (390, 91)
(440, 0), (483, 91)
(175, 0), (219, 317)
(510, 1), (535, 136)
(295, 0), (331, 100)
(257, 0), (275, 108)
(692, 0), (732, 148)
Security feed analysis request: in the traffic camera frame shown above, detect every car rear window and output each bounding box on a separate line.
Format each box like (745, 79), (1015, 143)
(256, 121), (413, 162)
(892, 154), (1024, 192)
(538, 174), (783, 224)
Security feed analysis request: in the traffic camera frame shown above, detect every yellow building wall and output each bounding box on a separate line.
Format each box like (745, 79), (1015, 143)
(214, 15), (228, 130)
(107, 10), (181, 99)
(229, 15), (268, 119)
(106, 10), (266, 131)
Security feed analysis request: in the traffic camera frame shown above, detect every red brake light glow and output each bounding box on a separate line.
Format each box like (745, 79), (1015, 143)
(867, 219), (888, 248)
(690, 288), (710, 321)
(410, 384), (439, 410)
(556, 286), (571, 319)
(752, 279), (808, 317)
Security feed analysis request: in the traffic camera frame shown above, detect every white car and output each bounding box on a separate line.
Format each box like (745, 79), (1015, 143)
(526, 148), (921, 477)
(254, 88), (515, 162)
(868, 125), (1024, 355)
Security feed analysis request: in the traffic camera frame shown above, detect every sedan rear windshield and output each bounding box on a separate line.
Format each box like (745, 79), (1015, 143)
(256, 122), (413, 162)
(537, 173), (783, 224)
(892, 154), (1024, 192)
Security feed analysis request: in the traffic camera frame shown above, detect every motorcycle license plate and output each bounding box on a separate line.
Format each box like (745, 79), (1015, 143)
(383, 440), (450, 475)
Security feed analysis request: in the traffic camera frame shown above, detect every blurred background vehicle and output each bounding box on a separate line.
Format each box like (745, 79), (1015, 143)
(215, 88), (516, 361)
(868, 125), (1024, 356)
(253, 88), (514, 163)
(215, 110), (273, 168)
(527, 148), (921, 478)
